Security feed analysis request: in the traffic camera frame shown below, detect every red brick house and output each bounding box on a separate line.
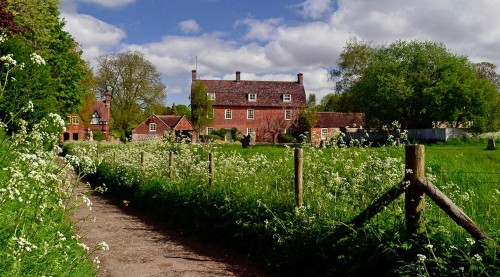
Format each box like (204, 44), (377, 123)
(61, 91), (112, 143)
(191, 70), (306, 142)
(312, 112), (365, 144)
(131, 114), (197, 142)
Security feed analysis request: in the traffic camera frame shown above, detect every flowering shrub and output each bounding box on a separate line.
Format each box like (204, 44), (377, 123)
(0, 40), (104, 275)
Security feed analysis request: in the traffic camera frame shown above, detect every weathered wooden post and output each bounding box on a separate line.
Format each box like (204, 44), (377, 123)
(294, 148), (304, 207)
(209, 152), (214, 186)
(141, 151), (145, 167)
(169, 151), (174, 178)
(405, 144), (426, 235)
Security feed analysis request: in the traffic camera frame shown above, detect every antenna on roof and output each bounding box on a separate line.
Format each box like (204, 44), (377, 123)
(195, 55), (198, 74)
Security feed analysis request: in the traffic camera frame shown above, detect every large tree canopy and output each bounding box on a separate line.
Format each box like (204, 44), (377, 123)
(95, 51), (167, 140)
(334, 39), (499, 132)
(0, 0), (89, 130)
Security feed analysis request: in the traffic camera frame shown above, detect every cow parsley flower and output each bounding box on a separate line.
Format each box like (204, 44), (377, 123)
(30, 53), (46, 66)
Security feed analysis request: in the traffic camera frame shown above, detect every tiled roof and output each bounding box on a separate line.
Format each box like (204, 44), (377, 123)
(157, 115), (182, 128)
(315, 112), (365, 128)
(194, 78), (306, 108)
(91, 101), (109, 122)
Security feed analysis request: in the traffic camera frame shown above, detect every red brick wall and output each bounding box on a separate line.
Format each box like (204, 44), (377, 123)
(207, 106), (297, 142)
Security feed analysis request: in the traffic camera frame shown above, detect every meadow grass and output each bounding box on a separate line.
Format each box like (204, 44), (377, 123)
(66, 139), (499, 276)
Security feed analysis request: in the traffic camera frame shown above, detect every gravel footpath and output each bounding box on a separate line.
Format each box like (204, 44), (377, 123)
(73, 184), (270, 277)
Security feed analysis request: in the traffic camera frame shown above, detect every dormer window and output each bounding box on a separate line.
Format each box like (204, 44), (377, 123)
(91, 111), (100, 125)
(283, 94), (291, 102)
(207, 93), (215, 101)
(248, 93), (256, 102)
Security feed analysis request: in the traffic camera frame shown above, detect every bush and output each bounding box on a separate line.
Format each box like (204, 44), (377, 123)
(278, 133), (295, 143)
(200, 134), (222, 142)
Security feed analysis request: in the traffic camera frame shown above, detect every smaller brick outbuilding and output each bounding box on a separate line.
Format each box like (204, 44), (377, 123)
(131, 114), (197, 142)
(312, 112), (365, 144)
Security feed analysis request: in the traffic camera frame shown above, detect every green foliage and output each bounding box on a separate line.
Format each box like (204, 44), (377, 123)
(171, 103), (191, 118)
(277, 133), (295, 143)
(92, 130), (105, 142)
(347, 40), (500, 131)
(190, 81), (213, 133)
(0, 112), (97, 276)
(67, 141), (500, 276)
(295, 109), (318, 140)
(6, 0), (88, 115)
(95, 51), (167, 140)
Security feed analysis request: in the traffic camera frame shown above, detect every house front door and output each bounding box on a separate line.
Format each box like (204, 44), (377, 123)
(225, 130), (232, 142)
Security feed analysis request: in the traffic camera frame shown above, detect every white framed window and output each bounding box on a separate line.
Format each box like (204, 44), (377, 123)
(71, 116), (79, 125)
(285, 109), (292, 120)
(207, 93), (215, 101)
(247, 109), (254, 120)
(149, 123), (157, 132)
(207, 127), (213, 134)
(248, 93), (256, 102)
(283, 94), (292, 102)
(225, 109), (232, 119)
(247, 128), (254, 135)
(321, 128), (328, 140)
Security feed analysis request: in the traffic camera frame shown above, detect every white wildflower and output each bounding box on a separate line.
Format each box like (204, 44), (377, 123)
(417, 254), (426, 263)
(30, 53), (46, 66)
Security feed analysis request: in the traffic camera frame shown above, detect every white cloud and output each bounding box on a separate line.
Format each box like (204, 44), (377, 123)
(297, 0), (333, 19)
(178, 19), (201, 34)
(237, 18), (283, 41)
(62, 0), (136, 9)
(61, 12), (126, 62)
(62, 0), (500, 105)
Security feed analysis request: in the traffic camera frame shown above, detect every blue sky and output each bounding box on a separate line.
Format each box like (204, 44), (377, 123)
(60, 0), (500, 106)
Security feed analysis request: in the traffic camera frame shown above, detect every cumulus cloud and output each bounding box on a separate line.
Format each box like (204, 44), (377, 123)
(237, 18), (283, 41)
(62, 0), (500, 104)
(178, 19), (201, 34)
(61, 12), (126, 62)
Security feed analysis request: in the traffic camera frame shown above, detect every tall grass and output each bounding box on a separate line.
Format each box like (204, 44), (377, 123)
(66, 140), (499, 276)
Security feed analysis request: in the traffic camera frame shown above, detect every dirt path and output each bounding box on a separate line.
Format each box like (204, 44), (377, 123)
(73, 185), (270, 277)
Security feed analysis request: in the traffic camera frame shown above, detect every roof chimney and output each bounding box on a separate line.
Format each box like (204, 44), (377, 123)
(192, 70), (197, 82)
(297, 73), (303, 85)
(236, 71), (241, 82)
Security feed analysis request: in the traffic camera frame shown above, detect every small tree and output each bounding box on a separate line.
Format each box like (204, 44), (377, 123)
(190, 81), (213, 134)
(295, 109), (318, 142)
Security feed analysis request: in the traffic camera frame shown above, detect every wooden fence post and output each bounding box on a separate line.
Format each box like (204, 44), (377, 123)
(169, 151), (174, 178)
(209, 152), (214, 186)
(405, 144), (426, 235)
(141, 151), (145, 167)
(294, 148), (303, 207)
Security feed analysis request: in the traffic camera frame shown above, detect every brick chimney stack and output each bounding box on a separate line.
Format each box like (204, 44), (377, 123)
(297, 73), (303, 85)
(192, 70), (197, 82)
(236, 71), (241, 82)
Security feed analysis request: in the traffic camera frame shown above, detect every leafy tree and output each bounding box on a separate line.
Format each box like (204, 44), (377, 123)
(475, 62), (500, 90)
(329, 37), (373, 93)
(95, 51), (167, 141)
(6, 0), (88, 115)
(143, 103), (171, 116)
(295, 109), (318, 141)
(348, 40), (499, 132)
(190, 81), (213, 134)
(171, 103), (191, 118)
(306, 93), (317, 110)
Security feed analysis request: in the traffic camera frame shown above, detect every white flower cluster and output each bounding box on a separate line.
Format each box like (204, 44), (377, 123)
(0, 53), (17, 67)
(30, 53), (46, 66)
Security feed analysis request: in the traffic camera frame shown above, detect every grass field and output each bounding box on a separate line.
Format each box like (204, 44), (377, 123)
(65, 139), (499, 276)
